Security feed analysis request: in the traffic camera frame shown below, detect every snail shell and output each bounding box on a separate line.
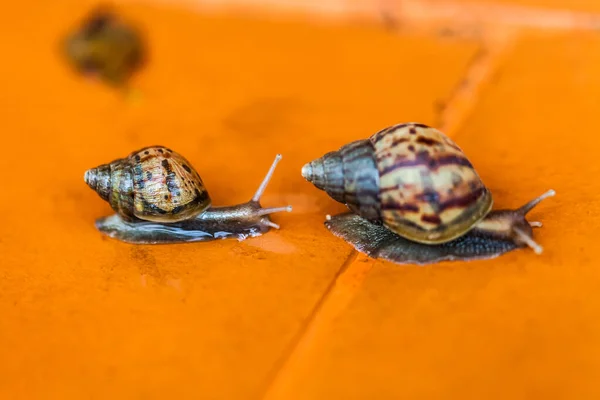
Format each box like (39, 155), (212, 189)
(85, 146), (292, 244)
(85, 146), (210, 223)
(302, 123), (554, 264)
(302, 123), (492, 244)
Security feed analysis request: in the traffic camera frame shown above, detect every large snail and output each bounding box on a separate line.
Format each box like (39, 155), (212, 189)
(84, 146), (292, 244)
(301, 122), (555, 265)
(62, 6), (145, 87)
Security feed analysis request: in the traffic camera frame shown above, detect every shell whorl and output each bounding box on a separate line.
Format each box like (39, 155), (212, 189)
(84, 164), (112, 202)
(85, 157), (139, 221)
(84, 146), (211, 223)
(302, 139), (381, 223)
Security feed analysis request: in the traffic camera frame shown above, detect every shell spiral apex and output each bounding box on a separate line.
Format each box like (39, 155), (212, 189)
(84, 169), (94, 189)
(301, 163), (311, 181)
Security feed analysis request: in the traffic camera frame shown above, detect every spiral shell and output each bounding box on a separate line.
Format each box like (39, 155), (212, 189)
(302, 123), (492, 244)
(84, 146), (211, 223)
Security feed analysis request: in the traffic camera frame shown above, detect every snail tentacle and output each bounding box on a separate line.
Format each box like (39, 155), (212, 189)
(254, 206), (293, 217)
(252, 153), (282, 202)
(261, 218), (281, 230)
(518, 189), (556, 215)
(512, 227), (543, 254)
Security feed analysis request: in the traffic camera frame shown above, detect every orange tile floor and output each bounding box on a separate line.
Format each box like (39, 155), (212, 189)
(1, 0), (600, 398)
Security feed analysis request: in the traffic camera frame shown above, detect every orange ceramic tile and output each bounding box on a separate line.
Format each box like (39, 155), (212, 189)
(263, 30), (600, 400)
(0, 1), (479, 398)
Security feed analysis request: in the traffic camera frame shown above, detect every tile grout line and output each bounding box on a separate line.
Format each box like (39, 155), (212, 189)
(437, 28), (518, 136)
(257, 249), (359, 400)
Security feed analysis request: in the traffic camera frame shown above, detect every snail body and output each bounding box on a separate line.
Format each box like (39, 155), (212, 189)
(85, 146), (291, 244)
(63, 7), (145, 87)
(302, 123), (554, 264)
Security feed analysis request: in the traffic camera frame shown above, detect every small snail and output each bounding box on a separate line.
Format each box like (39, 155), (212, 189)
(62, 6), (145, 87)
(301, 122), (555, 265)
(84, 146), (292, 244)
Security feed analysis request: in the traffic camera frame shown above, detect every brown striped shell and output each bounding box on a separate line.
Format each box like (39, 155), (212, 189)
(301, 123), (493, 244)
(84, 146), (211, 223)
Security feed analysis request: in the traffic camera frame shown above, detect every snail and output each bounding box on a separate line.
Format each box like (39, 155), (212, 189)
(84, 146), (292, 244)
(62, 6), (145, 87)
(301, 122), (555, 265)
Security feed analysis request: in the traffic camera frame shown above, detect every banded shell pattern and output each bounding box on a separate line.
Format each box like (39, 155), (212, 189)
(372, 123), (492, 243)
(84, 146), (211, 223)
(302, 123), (493, 244)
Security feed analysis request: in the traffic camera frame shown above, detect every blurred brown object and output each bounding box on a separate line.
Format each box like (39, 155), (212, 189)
(61, 5), (146, 87)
